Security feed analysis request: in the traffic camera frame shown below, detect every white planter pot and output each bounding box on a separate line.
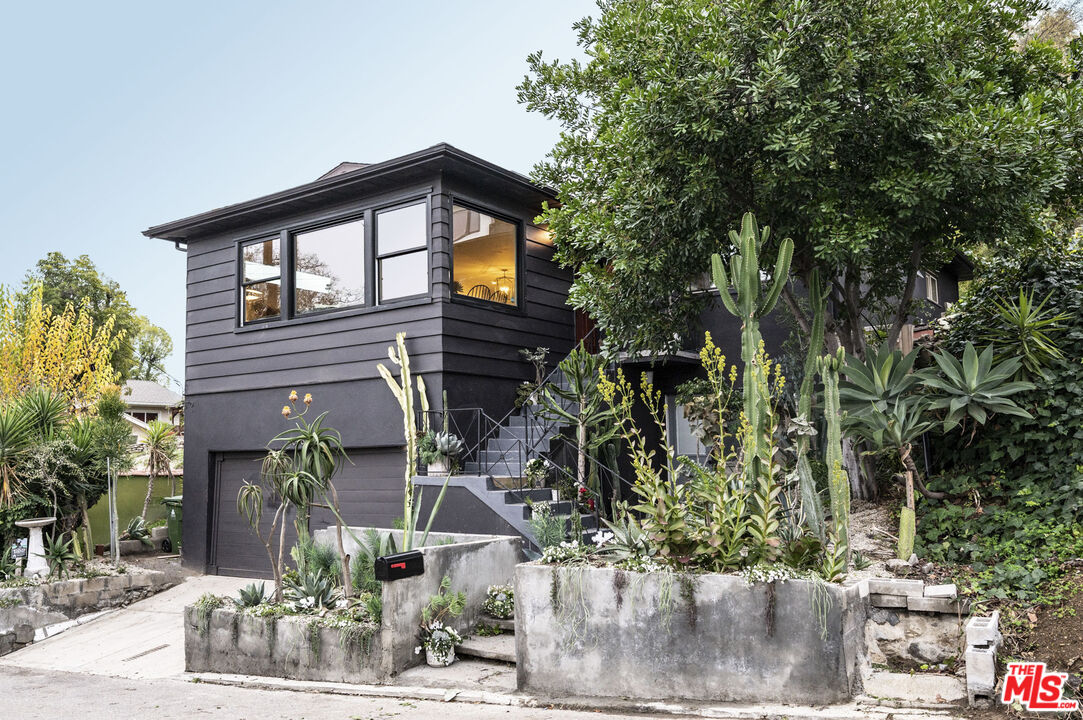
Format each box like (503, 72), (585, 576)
(426, 646), (455, 667)
(427, 458), (448, 474)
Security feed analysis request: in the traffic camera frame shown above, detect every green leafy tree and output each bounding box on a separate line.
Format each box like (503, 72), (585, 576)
(519, 0), (1083, 358)
(131, 319), (174, 383)
(19, 252), (172, 380)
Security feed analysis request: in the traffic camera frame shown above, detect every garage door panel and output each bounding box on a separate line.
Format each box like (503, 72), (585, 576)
(213, 448), (405, 575)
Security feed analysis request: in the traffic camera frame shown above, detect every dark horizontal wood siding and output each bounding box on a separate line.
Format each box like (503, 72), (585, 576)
(184, 181), (445, 397)
(435, 178), (575, 420)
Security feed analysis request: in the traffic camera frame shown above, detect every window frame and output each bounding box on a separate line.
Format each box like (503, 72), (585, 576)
(238, 235), (284, 326)
(374, 198), (431, 305)
(232, 190), (433, 330)
(290, 212), (369, 319)
(448, 197), (524, 312)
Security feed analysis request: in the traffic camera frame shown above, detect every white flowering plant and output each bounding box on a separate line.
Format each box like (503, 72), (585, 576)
(541, 540), (591, 564)
(481, 584), (514, 619)
(415, 620), (463, 658)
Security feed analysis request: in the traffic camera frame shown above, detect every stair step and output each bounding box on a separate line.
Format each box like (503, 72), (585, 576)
(458, 633), (516, 664)
(503, 488), (554, 504)
(521, 501), (572, 519)
(478, 614), (514, 631)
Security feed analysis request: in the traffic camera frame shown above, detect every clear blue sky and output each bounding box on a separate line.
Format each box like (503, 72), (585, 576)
(0, 1), (591, 389)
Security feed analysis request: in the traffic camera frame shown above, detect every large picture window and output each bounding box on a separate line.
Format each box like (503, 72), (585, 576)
(294, 218), (365, 314)
(241, 237), (281, 324)
(377, 202), (428, 302)
(452, 205), (517, 306)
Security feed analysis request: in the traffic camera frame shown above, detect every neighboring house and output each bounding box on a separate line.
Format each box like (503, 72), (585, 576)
(145, 143), (971, 576)
(145, 144), (576, 575)
(122, 379), (184, 476)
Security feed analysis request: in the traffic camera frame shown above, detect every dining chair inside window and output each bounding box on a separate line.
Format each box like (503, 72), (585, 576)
(467, 284), (493, 300)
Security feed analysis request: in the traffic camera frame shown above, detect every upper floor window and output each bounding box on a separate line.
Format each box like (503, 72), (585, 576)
(452, 205), (518, 306)
(917, 270), (940, 305)
(241, 237), (281, 323)
(377, 203), (428, 302)
(294, 218), (365, 315)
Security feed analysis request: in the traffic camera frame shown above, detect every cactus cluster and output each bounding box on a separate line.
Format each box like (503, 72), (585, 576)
(710, 213), (793, 494)
(818, 347), (850, 566)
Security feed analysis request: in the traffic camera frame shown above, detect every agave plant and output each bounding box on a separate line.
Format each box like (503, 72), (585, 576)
(235, 582), (267, 608)
(919, 342), (1035, 434)
(120, 516), (154, 547)
(842, 396), (937, 560)
(41, 533), (80, 579)
(838, 344), (923, 416)
(284, 568), (339, 612)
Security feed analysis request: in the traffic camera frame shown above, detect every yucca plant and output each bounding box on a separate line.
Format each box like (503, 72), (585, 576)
(919, 342), (1035, 436)
(0, 406), (33, 508)
(17, 387), (68, 440)
(141, 420), (178, 519)
(235, 582), (267, 608)
(981, 288), (1069, 378)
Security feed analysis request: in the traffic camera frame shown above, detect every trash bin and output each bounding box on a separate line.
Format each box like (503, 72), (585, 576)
(160, 495), (183, 553)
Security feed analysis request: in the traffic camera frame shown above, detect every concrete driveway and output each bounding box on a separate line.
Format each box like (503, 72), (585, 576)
(0, 573), (249, 679)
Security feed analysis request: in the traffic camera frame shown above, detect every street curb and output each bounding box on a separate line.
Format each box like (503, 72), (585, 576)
(191, 673), (967, 719)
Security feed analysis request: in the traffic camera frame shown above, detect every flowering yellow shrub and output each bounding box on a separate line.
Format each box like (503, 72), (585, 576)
(0, 284), (122, 408)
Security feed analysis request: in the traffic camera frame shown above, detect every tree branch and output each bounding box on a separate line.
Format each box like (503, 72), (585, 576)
(885, 239), (923, 349)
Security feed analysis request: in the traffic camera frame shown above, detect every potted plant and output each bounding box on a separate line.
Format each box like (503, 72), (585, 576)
(419, 431), (463, 474)
(524, 458), (547, 488)
(416, 575), (465, 666)
(481, 584), (514, 620)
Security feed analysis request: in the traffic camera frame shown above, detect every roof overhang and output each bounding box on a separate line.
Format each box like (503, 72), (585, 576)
(143, 143), (557, 243)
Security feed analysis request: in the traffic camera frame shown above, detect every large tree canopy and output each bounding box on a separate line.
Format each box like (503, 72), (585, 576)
(519, 0), (1083, 356)
(19, 252), (173, 382)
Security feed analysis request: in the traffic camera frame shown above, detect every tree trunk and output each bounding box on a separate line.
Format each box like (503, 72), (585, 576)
(901, 445), (945, 499)
(886, 240), (923, 350)
(842, 438), (876, 500)
(577, 420), (588, 490)
(80, 495), (93, 560)
(328, 482), (352, 599)
(141, 465), (156, 521)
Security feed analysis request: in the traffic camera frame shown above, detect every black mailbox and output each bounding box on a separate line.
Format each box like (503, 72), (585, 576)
(374, 550), (424, 581)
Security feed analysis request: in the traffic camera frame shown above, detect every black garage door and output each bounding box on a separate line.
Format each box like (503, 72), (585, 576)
(211, 448), (405, 576)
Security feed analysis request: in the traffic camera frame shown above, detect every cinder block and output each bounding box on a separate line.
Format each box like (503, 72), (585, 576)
(870, 593), (908, 608)
(966, 646), (997, 707)
(924, 583), (957, 599)
(907, 596), (969, 614)
(966, 612), (1001, 649)
(867, 578), (924, 597)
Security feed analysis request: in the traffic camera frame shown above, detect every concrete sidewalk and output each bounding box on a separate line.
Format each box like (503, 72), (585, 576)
(0, 573), (248, 679)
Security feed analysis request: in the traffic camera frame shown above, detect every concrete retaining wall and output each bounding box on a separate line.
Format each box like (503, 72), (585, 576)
(515, 563), (867, 704)
(0, 570), (177, 655)
(185, 528), (523, 683)
(184, 606), (386, 684)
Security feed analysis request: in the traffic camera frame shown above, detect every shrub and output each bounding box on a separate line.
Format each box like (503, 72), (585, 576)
(921, 242), (1083, 601)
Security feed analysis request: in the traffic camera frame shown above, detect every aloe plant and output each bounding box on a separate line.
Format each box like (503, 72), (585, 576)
(920, 342), (1034, 434)
(235, 582), (267, 608)
(710, 212), (793, 496)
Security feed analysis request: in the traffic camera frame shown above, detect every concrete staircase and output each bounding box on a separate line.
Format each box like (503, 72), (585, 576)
(457, 613), (516, 664)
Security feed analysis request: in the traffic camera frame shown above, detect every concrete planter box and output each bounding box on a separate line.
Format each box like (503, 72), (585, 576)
(515, 563), (867, 704)
(185, 529), (522, 683)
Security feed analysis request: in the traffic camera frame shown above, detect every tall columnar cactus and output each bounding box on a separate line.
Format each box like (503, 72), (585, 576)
(378, 332), (424, 548)
(710, 212), (794, 492)
(795, 270), (830, 539)
(818, 347), (850, 564)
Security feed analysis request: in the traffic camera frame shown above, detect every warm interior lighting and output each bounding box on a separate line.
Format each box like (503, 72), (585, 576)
(453, 206), (517, 305)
